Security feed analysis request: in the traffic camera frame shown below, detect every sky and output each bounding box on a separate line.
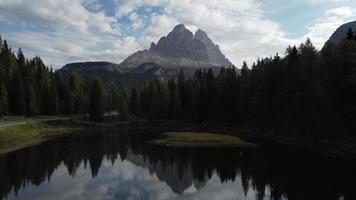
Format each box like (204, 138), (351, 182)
(0, 0), (356, 69)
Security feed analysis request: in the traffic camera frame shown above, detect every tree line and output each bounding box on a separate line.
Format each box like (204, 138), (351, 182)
(1, 31), (356, 138)
(0, 34), (135, 122)
(0, 35), (107, 121)
(134, 35), (356, 138)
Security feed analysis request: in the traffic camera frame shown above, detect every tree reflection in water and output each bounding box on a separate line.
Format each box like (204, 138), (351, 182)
(0, 132), (354, 200)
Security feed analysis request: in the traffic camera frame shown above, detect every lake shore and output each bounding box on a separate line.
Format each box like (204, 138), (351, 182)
(149, 131), (259, 148)
(0, 119), (91, 155)
(106, 120), (356, 162)
(1, 118), (356, 162)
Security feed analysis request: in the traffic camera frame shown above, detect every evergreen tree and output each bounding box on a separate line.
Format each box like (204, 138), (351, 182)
(54, 72), (71, 114)
(347, 27), (354, 40)
(129, 88), (140, 116)
(109, 87), (120, 117)
(167, 78), (177, 119)
(118, 86), (129, 120)
(25, 85), (36, 116)
(89, 78), (106, 122)
(9, 70), (25, 115)
(69, 72), (88, 113)
(17, 48), (26, 76)
(48, 78), (59, 115)
(177, 69), (189, 119)
(0, 34), (2, 50)
(0, 84), (8, 119)
(40, 77), (52, 115)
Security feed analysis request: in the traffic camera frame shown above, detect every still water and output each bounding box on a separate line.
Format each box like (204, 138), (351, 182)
(0, 131), (355, 200)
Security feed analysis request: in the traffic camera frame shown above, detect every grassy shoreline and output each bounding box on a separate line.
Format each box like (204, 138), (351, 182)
(1, 118), (355, 162)
(0, 120), (85, 155)
(150, 131), (258, 148)
(109, 120), (356, 162)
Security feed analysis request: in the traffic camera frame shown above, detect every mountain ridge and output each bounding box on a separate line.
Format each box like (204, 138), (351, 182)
(328, 20), (356, 43)
(58, 24), (233, 86)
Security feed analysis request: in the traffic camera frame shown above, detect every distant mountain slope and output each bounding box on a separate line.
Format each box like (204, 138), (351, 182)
(61, 62), (121, 72)
(59, 62), (171, 87)
(328, 20), (356, 43)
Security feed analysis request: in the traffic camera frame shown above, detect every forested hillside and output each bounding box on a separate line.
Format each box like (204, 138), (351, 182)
(1, 31), (356, 138)
(135, 35), (356, 137)
(0, 35), (96, 118)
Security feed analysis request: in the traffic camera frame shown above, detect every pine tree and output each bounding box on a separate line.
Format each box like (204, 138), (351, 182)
(17, 48), (26, 76)
(9, 70), (25, 115)
(347, 27), (354, 40)
(129, 88), (140, 116)
(48, 78), (59, 115)
(109, 87), (120, 118)
(0, 84), (8, 119)
(40, 78), (52, 115)
(0, 35), (3, 52)
(25, 85), (36, 116)
(1, 41), (17, 88)
(69, 72), (88, 113)
(54, 72), (70, 114)
(167, 78), (177, 119)
(118, 86), (129, 120)
(89, 78), (106, 122)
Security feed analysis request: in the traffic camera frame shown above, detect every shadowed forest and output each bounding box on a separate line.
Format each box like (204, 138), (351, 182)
(1, 30), (356, 139)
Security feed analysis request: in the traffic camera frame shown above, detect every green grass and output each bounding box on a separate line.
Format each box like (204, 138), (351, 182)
(150, 131), (258, 148)
(0, 120), (83, 155)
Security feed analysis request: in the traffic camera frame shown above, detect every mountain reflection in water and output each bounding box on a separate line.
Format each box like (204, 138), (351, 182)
(0, 132), (355, 200)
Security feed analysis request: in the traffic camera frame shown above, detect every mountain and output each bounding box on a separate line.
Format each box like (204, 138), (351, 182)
(328, 20), (356, 43)
(125, 150), (208, 194)
(59, 61), (124, 86)
(118, 24), (232, 69)
(60, 62), (170, 87)
(61, 62), (121, 72)
(58, 24), (233, 86)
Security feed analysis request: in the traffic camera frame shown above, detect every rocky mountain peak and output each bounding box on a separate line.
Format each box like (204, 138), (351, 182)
(148, 24), (232, 66)
(59, 24), (233, 87)
(172, 23), (189, 33)
(194, 29), (212, 44)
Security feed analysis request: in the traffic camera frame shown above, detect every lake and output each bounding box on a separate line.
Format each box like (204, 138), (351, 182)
(0, 131), (355, 200)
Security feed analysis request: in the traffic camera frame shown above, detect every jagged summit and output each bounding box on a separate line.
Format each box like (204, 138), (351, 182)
(122, 23), (232, 69)
(171, 23), (190, 34)
(195, 29), (212, 44)
(59, 24), (233, 87)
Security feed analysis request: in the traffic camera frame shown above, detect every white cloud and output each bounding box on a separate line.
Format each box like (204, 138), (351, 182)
(0, 0), (119, 34)
(83, 0), (102, 11)
(304, 6), (356, 48)
(8, 155), (264, 200)
(0, 0), (356, 69)
(113, 0), (167, 17)
(0, 0), (128, 67)
(112, 0), (296, 66)
(139, 14), (179, 46)
(294, 0), (355, 5)
(128, 12), (145, 30)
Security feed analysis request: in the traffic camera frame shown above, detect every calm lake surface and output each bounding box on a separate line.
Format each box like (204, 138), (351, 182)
(0, 131), (355, 200)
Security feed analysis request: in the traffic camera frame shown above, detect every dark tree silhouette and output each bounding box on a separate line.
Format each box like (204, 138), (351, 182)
(89, 78), (106, 122)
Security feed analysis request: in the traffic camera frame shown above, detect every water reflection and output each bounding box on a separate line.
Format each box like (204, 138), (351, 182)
(0, 132), (355, 200)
